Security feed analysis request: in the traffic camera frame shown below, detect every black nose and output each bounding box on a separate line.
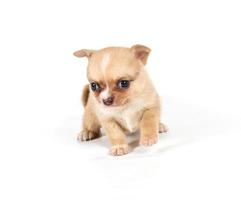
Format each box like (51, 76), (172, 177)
(103, 96), (114, 106)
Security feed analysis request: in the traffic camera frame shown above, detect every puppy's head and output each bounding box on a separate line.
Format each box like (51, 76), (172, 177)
(74, 45), (151, 107)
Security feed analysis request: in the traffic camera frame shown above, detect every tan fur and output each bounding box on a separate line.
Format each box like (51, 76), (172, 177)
(74, 44), (168, 156)
(81, 84), (90, 107)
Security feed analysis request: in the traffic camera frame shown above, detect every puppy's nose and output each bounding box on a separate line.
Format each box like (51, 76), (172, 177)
(103, 96), (114, 106)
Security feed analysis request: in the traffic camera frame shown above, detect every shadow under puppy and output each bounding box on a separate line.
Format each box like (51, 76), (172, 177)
(74, 44), (168, 156)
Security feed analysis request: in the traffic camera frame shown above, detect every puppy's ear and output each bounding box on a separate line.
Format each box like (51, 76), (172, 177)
(131, 44), (151, 65)
(73, 49), (95, 59)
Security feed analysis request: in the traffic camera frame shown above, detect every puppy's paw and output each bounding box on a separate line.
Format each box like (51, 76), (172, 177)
(140, 134), (158, 146)
(110, 144), (128, 156)
(159, 122), (168, 133)
(77, 130), (100, 141)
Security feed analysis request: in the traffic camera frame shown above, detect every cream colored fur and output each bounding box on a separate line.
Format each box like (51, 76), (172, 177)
(74, 45), (168, 156)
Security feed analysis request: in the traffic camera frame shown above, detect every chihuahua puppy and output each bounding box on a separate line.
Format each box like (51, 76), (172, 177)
(74, 44), (167, 156)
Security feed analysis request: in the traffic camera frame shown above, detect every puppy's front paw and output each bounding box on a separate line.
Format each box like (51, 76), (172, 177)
(140, 134), (158, 146)
(77, 130), (100, 141)
(159, 122), (168, 133)
(110, 144), (128, 156)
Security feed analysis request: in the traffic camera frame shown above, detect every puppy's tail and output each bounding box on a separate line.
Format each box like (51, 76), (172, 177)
(81, 84), (90, 107)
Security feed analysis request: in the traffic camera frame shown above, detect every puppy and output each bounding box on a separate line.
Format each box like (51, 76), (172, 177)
(74, 44), (167, 156)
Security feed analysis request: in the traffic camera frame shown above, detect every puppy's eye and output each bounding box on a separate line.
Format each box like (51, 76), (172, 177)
(90, 82), (100, 92)
(117, 80), (130, 89)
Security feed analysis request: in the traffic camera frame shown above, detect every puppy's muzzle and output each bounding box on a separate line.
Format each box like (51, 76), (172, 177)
(103, 96), (114, 106)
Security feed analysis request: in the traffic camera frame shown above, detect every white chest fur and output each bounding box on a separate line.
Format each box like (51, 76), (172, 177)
(97, 98), (147, 133)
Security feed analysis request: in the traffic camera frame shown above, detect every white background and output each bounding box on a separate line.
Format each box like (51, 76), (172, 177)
(0, 0), (241, 199)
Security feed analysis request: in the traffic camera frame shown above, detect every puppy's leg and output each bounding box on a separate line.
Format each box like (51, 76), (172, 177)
(140, 107), (160, 146)
(77, 105), (101, 141)
(102, 120), (128, 156)
(159, 122), (168, 133)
